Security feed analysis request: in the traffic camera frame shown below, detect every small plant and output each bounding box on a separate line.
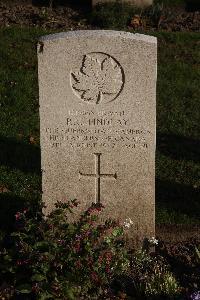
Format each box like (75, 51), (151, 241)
(0, 200), (129, 299)
(40, 7), (51, 21)
(189, 291), (200, 300)
(131, 248), (180, 298)
(193, 245), (200, 300)
(89, 1), (140, 29)
(195, 246), (200, 263)
(143, 2), (164, 28)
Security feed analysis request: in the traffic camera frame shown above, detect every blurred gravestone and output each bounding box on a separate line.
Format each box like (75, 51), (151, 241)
(32, 0), (91, 7)
(38, 30), (157, 246)
(92, 0), (153, 7)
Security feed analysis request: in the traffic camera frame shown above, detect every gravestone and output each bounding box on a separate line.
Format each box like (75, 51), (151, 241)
(92, 0), (153, 8)
(38, 30), (157, 246)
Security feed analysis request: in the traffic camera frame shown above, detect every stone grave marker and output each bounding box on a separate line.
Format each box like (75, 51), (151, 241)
(92, 0), (153, 8)
(38, 30), (157, 245)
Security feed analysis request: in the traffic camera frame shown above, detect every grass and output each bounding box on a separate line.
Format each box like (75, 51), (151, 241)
(0, 28), (47, 233)
(90, 0), (199, 30)
(154, 32), (200, 223)
(90, 2), (139, 29)
(154, 0), (186, 6)
(0, 27), (199, 235)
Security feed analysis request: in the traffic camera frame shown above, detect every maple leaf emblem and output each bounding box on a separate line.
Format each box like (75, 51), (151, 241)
(71, 53), (124, 104)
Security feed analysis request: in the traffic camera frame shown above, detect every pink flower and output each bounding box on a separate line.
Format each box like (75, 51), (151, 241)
(57, 239), (65, 245)
(87, 257), (93, 267)
(106, 266), (111, 274)
(75, 260), (82, 269)
(98, 255), (103, 264)
(15, 212), (21, 221)
(87, 204), (105, 215)
(16, 259), (30, 266)
(73, 242), (81, 253)
(105, 252), (112, 262)
(23, 208), (28, 214)
(16, 260), (22, 266)
(32, 283), (39, 293)
(91, 272), (100, 283)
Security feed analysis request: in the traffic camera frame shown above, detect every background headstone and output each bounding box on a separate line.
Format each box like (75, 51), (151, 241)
(38, 30), (157, 246)
(92, 0), (153, 8)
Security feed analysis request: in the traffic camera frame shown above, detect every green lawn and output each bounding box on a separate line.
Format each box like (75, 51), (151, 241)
(0, 28), (199, 234)
(154, 32), (200, 223)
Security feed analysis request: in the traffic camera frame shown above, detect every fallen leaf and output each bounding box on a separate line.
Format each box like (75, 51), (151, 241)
(130, 15), (142, 28)
(29, 136), (36, 144)
(0, 186), (10, 193)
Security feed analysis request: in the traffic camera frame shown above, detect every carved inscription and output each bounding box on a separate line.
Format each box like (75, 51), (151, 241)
(71, 52), (124, 104)
(79, 153), (117, 204)
(45, 110), (151, 150)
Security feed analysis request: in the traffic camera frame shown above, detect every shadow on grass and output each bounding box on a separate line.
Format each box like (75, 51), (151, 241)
(0, 136), (41, 175)
(156, 178), (200, 220)
(0, 193), (26, 232)
(157, 133), (200, 163)
(32, 0), (92, 9)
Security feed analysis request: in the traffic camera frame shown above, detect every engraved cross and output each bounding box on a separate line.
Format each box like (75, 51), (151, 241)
(79, 153), (117, 204)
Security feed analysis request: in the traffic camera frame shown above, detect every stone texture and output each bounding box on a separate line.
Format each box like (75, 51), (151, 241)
(38, 30), (157, 246)
(92, 0), (153, 8)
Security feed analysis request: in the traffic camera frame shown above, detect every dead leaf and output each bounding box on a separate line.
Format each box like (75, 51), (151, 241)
(130, 15), (142, 28)
(29, 136), (36, 144)
(0, 186), (10, 193)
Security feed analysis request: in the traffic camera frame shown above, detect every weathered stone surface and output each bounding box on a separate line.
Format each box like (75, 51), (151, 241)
(92, 0), (153, 8)
(38, 30), (157, 246)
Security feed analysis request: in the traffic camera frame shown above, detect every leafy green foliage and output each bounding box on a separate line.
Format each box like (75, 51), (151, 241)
(131, 249), (180, 297)
(0, 200), (192, 299)
(0, 200), (129, 299)
(195, 246), (200, 263)
(89, 1), (139, 29)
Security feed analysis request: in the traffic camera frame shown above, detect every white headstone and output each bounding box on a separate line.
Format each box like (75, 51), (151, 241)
(38, 30), (157, 246)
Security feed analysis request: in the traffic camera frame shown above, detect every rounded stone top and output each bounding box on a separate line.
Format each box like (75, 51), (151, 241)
(39, 30), (157, 45)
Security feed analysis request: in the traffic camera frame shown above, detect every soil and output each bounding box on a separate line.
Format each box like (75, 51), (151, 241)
(0, 0), (199, 31)
(0, 0), (92, 30)
(157, 240), (200, 290)
(157, 225), (200, 243)
(129, 8), (200, 32)
(156, 225), (200, 292)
